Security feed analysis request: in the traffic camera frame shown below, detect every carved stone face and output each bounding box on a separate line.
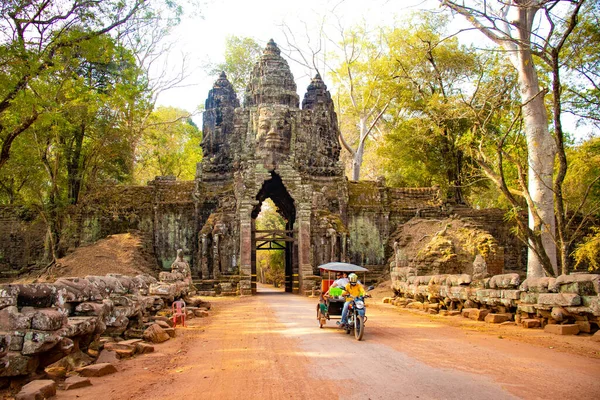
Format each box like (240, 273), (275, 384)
(256, 106), (292, 155)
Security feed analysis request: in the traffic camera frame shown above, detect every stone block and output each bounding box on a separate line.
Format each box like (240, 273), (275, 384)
(549, 274), (600, 295)
(0, 352), (39, 377)
(484, 313), (510, 324)
(151, 315), (174, 327)
(47, 350), (93, 371)
(519, 292), (539, 304)
(115, 348), (135, 359)
(63, 376), (92, 390)
(64, 316), (97, 337)
(461, 308), (478, 318)
(447, 311), (461, 316)
(77, 362), (118, 377)
(581, 296), (600, 316)
(164, 327), (176, 338)
(135, 342), (154, 354)
(544, 324), (580, 335)
(15, 379), (56, 400)
(521, 318), (541, 329)
(517, 304), (537, 314)
(406, 301), (424, 310)
(537, 293), (581, 307)
(574, 320), (591, 333)
(592, 331), (600, 342)
(469, 309), (490, 321)
(31, 308), (67, 331)
(96, 349), (119, 365)
(22, 331), (61, 355)
(104, 342), (136, 353)
(489, 273), (520, 289)
(154, 320), (171, 329)
(142, 324), (170, 343)
(382, 297), (393, 304)
(44, 366), (67, 380)
(119, 338), (143, 346)
(520, 277), (556, 293)
(0, 306), (32, 330)
(500, 290), (521, 300)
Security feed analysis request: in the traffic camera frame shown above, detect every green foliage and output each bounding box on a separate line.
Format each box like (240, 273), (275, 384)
(134, 106), (202, 184)
(563, 137), (600, 215)
(561, 1), (600, 126)
(328, 24), (397, 180)
(255, 199), (286, 286)
(573, 227), (600, 271)
(209, 36), (263, 95)
(379, 14), (488, 203)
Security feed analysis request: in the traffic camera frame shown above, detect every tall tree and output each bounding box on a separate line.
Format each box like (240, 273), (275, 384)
(208, 36), (263, 95)
(134, 106), (202, 184)
(380, 15), (484, 203)
(440, 0), (588, 277)
(329, 25), (396, 181)
(0, 0), (150, 170)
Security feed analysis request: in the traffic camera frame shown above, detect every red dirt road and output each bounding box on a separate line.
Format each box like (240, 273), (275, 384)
(56, 285), (600, 400)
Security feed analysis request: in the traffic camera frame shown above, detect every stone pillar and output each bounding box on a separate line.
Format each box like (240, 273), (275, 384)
(297, 206), (312, 294)
(239, 204), (253, 295)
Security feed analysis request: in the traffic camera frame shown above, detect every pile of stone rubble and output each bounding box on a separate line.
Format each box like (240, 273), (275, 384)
(388, 267), (600, 338)
(0, 250), (209, 398)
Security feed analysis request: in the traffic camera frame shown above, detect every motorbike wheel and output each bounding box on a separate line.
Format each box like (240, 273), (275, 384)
(354, 315), (365, 341)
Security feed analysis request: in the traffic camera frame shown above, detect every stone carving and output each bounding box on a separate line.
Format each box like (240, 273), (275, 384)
(255, 105), (293, 168)
(201, 71), (240, 179)
(171, 249), (191, 279)
(195, 39), (350, 292)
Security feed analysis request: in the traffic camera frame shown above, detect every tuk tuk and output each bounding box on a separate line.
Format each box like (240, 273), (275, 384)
(316, 262), (369, 328)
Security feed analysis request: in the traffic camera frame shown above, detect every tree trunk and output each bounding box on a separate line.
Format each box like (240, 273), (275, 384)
(67, 123), (85, 205)
(514, 7), (558, 277)
(352, 117), (368, 181)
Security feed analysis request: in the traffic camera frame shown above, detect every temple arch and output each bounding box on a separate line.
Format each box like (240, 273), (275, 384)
(251, 172), (298, 293)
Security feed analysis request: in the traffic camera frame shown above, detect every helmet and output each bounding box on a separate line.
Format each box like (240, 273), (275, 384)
(348, 273), (358, 285)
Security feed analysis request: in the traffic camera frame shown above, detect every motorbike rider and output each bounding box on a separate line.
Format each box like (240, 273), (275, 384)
(338, 273), (367, 328)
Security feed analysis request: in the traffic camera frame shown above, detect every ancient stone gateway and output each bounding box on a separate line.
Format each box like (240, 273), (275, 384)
(196, 39), (347, 295)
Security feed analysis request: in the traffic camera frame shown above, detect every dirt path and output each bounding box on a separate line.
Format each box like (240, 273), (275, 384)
(56, 285), (600, 400)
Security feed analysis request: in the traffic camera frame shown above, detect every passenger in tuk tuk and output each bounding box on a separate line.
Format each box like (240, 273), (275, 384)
(338, 273), (367, 328)
(327, 272), (349, 298)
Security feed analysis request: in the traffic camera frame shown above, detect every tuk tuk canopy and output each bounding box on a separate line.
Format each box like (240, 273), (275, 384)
(318, 262), (369, 273)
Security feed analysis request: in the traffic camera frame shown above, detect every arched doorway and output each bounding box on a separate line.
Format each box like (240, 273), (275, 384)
(251, 173), (297, 294)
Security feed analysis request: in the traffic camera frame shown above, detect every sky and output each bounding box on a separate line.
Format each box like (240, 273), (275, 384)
(154, 0), (444, 117)
(152, 0), (592, 140)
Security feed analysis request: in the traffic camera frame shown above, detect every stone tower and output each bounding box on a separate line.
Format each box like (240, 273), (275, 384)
(195, 39), (349, 294)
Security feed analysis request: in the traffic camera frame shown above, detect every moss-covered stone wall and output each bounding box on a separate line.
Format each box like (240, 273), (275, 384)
(0, 207), (47, 279)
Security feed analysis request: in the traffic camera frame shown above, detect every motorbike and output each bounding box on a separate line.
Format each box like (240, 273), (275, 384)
(341, 288), (373, 341)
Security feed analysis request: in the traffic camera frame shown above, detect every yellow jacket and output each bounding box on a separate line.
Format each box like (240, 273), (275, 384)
(343, 283), (366, 302)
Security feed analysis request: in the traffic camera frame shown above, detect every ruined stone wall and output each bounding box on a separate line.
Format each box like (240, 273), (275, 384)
(0, 207), (47, 279)
(346, 182), (443, 275)
(76, 179), (197, 271)
(75, 185), (154, 246)
(0, 270), (193, 379)
(151, 180), (197, 270)
(389, 267), (599, 334)
(451, 207), (526, 274)
(0, 179), (199, 275)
